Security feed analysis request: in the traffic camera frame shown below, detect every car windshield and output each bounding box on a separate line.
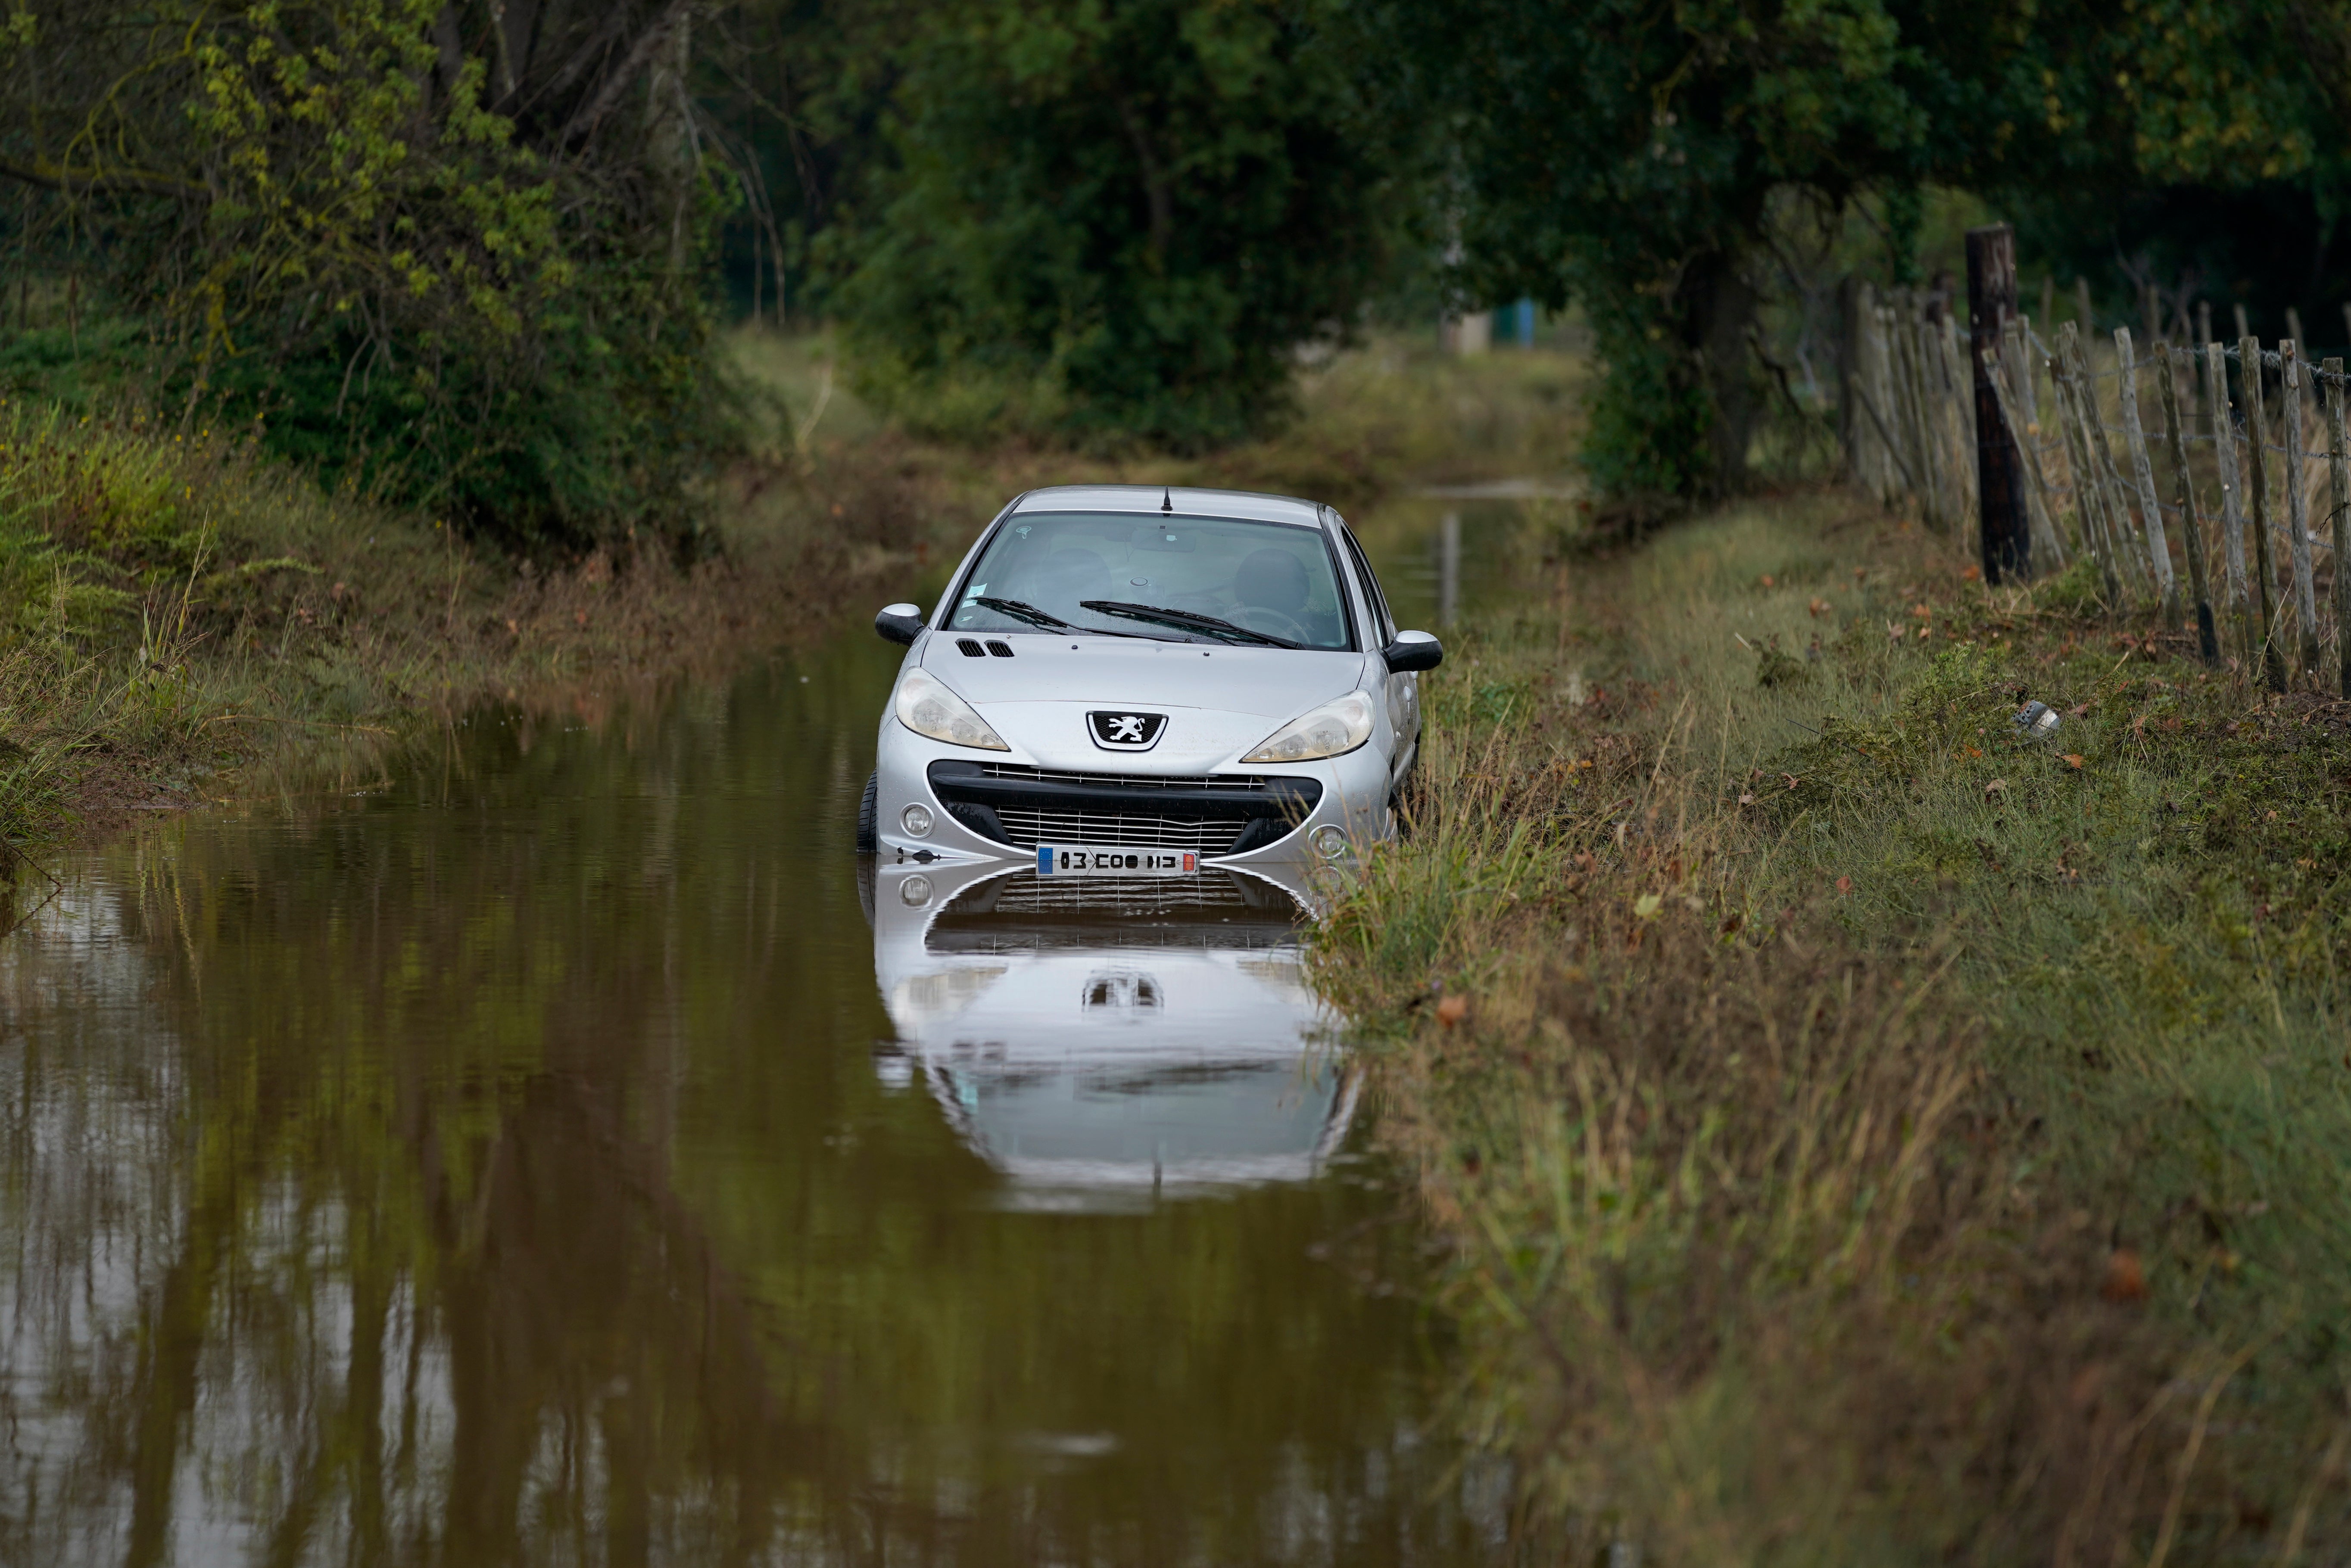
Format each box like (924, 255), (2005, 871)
(945, 512), (1353, 650)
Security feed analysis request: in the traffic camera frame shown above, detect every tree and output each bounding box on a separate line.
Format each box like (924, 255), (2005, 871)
(0, 1), (739, 546)
(825, 0), (1416, 451)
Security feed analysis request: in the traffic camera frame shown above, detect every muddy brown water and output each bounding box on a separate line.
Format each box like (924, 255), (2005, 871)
(0, 507), (1514, 1566)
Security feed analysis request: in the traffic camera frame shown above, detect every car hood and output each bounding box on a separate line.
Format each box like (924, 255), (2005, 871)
(919, 636), (1369, 772)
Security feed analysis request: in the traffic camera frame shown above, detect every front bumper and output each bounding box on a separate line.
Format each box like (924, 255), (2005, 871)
(873, 718), (1394, 869)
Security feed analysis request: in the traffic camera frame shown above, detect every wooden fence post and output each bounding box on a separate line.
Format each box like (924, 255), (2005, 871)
(1918, 310), (1947, 526)
(1901, 305), (1944, 528)
(2156, 343), (2217, 661)
(2114, 328), (2176, 611)
(2208, 341), (2252, 665)
(2283, 342), (2320, 677)
(1944, 312), (1980, 524)
(1992, 326), (2067, 566)
(2328, 357), (2350, 694)
(2073, 329), (2150, 588)
(2056, 324), (2121, 601)
(1968, 227), (2030, 580)
(2243, 335), (2288, 691)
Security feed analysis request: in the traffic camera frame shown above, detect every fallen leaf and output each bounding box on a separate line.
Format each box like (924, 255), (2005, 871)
(2100, 1248), (2149, 1303)
(1962, 564), (1983, 581)
(1916, 624), (1931, 639)
(2062, 754), (2084, 769)
(1835, 876), (1852, 895)
(1759, 573), (1775, 588)
(1632, 893), (1664, 920)
(1435, 994), (1469, 1027)
(1912, 603), (1932, 619)
(1738, 792), (1757, 806)
(1781, 773), (1801, 790)
(1984, 778), (2008, 798)
(1808, 597), (1830, 617)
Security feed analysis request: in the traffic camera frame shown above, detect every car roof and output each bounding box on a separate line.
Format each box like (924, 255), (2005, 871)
(1007, 485), (1329, 528)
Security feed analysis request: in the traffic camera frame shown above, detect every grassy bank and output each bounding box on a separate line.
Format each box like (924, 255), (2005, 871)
(0, 399), (882, 868)
(0, 330), (1584, 874)
(1322, 494), (2351, 1561)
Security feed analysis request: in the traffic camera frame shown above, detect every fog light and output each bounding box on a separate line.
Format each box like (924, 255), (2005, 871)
(1311, 824), (1349, 859)
(900, 874), (932, 907)
(901, 803), (934, 837)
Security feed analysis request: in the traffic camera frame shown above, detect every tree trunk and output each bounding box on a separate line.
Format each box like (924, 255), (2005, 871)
(1687, 250), (1757, 496)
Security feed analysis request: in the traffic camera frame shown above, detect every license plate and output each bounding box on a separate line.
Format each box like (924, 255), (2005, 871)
(1035, 846), (1198, 876)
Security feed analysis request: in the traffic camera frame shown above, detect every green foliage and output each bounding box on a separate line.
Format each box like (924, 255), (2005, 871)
(828, 0), (1414, 451)
(0, 2), (741, 546)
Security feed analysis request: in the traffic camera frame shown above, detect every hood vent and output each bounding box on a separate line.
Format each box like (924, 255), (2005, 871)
(985, 640), (1015, 657)
(956, 638), (986, 657)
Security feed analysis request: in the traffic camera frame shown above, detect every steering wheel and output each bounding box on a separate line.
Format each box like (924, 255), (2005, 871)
(1229, 604), (1310, 642)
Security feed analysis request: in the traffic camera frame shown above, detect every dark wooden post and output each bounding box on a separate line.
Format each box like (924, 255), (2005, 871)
(1967, 225), (2030, 581)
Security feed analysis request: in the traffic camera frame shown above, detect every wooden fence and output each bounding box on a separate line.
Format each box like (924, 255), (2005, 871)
(1844, 281), (2351, 692)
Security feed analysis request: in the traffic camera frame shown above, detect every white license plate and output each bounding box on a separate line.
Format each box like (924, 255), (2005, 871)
(1035, 846), (1199, 876)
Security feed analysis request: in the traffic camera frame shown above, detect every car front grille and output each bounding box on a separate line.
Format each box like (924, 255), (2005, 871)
(926, 760), (1321, 859)
(992, 808), (1248, 854)
(975, 763), (1280, 793)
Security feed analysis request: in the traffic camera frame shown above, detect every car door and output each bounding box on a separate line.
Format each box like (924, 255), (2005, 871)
(1335, 523), (1418, 787)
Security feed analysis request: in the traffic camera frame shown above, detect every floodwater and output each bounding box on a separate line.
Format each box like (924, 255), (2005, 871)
(0, 548), (1509, 1565)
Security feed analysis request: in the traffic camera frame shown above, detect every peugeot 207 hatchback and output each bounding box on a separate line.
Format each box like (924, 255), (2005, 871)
(858, 485), (1443, 875)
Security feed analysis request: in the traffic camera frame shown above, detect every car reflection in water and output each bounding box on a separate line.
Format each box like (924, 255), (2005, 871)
(867, 856), (1355, 1208)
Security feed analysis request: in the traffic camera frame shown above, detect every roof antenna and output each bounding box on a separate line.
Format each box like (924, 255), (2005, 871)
(1160, 485), (1173, 514)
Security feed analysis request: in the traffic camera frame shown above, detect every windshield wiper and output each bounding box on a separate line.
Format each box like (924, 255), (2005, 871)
(971, 596), (1149, 638)
(1079, 600), (1303, 648)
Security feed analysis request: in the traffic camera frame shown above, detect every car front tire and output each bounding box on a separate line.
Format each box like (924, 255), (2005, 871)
(856, 771), (878, 855)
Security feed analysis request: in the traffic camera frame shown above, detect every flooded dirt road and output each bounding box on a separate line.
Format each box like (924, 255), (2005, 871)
(0, 528), (1509, 1565)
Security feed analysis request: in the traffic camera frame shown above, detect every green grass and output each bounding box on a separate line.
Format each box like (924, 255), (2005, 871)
(1317, 492), (2351, 1563)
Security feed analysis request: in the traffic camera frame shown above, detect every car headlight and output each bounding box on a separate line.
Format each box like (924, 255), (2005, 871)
(894, 668), (1009, 751)
(1241, 692), (1374, 763)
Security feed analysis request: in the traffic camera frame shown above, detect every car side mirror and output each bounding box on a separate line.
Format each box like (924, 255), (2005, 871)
(1381, 630), (1443, 673)
(875, 603), (926, 646)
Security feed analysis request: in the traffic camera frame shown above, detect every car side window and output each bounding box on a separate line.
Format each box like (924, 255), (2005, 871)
(1339, 526), (1396, 645)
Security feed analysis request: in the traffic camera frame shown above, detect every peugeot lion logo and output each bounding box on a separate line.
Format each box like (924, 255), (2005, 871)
(1088, 710), (1167, 750)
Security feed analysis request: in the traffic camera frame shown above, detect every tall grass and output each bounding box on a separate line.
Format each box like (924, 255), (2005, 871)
(1321, 492), (2351, 1562)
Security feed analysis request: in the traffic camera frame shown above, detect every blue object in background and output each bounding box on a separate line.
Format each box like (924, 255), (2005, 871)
(1514, 298), (1536, 347)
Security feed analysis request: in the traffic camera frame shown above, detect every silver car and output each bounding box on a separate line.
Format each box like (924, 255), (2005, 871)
(859, 485), (1442, 873)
